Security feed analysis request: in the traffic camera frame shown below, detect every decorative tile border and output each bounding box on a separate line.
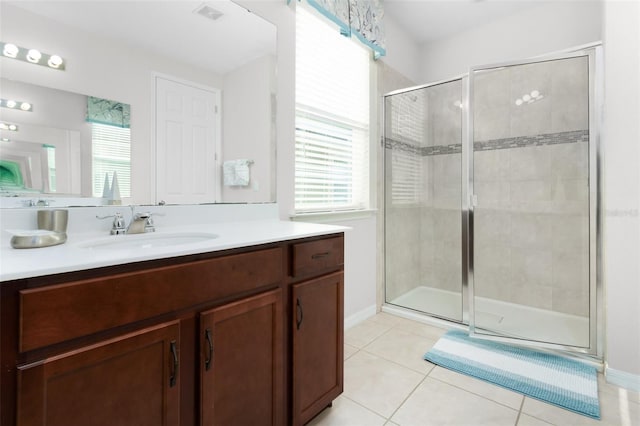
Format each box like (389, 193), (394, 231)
(384, 138), (422, 155)
(474, 129), (589, 153)
(385, 130), (589, 157)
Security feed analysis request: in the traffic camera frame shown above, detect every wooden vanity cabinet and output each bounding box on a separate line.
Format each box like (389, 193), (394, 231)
(200, 288), (283, 426)
(17, 321), (181, 426)
(0, 233), (345, 426)
(289, 236), (345, 426)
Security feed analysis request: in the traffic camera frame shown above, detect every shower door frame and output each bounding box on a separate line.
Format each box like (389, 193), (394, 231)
(465, 45), (603, 359)
(382, 43), (603, 360)
(382, 75), (468, 323)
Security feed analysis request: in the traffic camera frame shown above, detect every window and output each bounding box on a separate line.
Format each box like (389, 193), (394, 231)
(295, 6), (371, 212)
(385, 92), (425, 205)
(92, 123), (131, 197)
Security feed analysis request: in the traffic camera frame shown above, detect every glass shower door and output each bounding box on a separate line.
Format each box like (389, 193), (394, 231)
(384, 79), (464, 322)
(468, 49), (598, 351)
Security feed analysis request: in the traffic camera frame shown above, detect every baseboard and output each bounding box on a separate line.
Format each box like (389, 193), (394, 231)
(605, 366), (640, 392)
(344, 305), (377, 330)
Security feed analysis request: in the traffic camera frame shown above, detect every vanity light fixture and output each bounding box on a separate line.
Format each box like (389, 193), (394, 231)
(1, 98), (33, 112)
(515, 89), (544, 106)
(0, 122), (19, 132)
(0, 41), (65, 71)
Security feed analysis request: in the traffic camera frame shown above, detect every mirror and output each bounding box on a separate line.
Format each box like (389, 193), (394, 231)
(0, 0), (277, 207)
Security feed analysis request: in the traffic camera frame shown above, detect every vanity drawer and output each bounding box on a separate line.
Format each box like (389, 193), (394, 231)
(19, 247), (283, 352)
(291, 236), (344, 278)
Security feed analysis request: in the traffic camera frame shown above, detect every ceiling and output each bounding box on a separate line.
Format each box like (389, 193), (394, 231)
(385, 0), (551, 44)
(7, 1), (277, 75)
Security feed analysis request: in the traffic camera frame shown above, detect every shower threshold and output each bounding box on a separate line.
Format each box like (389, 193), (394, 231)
(387, 285), (589, 349)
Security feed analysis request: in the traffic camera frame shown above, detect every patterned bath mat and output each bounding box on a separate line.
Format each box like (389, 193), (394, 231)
(424, 330), (600, 419)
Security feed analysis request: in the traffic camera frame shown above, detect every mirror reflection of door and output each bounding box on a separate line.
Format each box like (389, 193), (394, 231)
(155, 76), (221, 204)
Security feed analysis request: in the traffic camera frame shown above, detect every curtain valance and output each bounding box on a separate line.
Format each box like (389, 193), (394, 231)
(302, 0), (386, 58)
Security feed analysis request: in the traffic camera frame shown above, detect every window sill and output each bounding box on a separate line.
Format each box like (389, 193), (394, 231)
(290, 209), (377, 224)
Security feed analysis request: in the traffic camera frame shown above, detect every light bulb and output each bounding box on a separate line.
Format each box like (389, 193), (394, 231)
(6, 100), (17, 108)
(0, 123), (7, 130)
(20, 102), (32, 111)
(26, 49), (42, 63)
(1, 138), (9, 142)
(523, 94), (531, 102)
(515, 99), (523, 106)
(3, 43), (19, 58)
(48, 55), (63, 68)
(8, 124), (17, 131)
(531, 90), (540, 98)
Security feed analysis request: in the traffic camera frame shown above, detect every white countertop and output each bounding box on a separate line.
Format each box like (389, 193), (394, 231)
(0, 220), (347, 282)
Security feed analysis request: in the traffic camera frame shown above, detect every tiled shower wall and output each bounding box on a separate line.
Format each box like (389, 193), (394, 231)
(385, 56), (590, 318)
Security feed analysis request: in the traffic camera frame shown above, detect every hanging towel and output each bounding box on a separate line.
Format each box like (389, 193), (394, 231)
(223, 159), (251, 186)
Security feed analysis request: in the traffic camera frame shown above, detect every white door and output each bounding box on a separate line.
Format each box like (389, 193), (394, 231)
(155, 76), (220, 204)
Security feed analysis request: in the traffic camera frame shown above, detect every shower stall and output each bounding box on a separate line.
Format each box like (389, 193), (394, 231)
(383, 45), (602, 357)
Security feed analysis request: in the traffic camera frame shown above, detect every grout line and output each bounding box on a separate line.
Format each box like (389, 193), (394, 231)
(427, 373), (523, 413)
(514, 395), (526, 425)
(385, 373), (430, 422)
(358, 345), (436, 376)
(340, 394), (391, 422)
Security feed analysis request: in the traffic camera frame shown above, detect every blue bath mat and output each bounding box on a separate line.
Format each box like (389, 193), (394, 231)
(424, 330), (600, 419)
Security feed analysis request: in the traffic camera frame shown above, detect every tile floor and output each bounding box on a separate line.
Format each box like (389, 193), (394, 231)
(308, 313), (640, 426)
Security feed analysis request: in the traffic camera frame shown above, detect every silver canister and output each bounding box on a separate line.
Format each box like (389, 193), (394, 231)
(10, 209), (69, 248)
(37, 209), (69, 233)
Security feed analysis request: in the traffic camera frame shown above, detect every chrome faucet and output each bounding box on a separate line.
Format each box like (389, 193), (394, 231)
(127, 212), (156, 234)
(96, 212), (127, 235)
(97, 207), (163, 235)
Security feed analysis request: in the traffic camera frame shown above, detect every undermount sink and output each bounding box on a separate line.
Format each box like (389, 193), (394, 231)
(78, 232), (219, 250)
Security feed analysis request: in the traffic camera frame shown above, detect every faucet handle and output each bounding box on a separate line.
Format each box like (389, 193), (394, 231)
(96, 212), (127, 235)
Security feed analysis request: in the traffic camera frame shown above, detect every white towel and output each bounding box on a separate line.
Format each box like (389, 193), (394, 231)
(223, 159), (251, 186)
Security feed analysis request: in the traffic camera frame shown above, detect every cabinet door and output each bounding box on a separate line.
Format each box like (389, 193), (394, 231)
(292, 272), (344, 426)
(17, 321), (180, 426)
(200, 289), (283, 426)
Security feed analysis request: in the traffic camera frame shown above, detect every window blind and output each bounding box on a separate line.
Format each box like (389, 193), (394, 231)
(295, 6), (370, 212)
(92, 123), (131, 197)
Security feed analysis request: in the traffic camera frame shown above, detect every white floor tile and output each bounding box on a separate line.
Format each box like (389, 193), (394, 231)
(363, 327), (437, 374)
(343, 351), (425, 418)
(344, 344), (359, 360)
(522, 391), (640, 426)
(345, 320), (394, 349)
(429, 366), (524, 409)
(307, 396), (387, 426)
(516, 414), (554, 425)
(391, 377), (519, 426)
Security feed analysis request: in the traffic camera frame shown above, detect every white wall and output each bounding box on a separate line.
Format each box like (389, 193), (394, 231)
(221, 54), (276, 202)
(418, 2), (603, 83)
(380, 13), (423, 85)
(602, 0), (640, 386)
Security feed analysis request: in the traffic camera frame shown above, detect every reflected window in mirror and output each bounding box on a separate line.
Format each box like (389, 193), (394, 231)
(91, 124), (131, 197)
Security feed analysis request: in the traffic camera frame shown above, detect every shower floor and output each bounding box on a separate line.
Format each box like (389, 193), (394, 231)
(388, 285), (590, 348)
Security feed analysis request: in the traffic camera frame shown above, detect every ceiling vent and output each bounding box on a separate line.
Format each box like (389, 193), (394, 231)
(193, 3), (224, 21)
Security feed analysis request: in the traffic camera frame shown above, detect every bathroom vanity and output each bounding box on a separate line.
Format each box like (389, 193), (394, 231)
(0, 219), (345, 426)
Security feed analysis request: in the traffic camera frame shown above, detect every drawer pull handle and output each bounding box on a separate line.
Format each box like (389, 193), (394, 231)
(311, 252), (330, 260)
(296, 298), (304, 330)
(204, 328), (214, 371)
(169, 340), (178, 387)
